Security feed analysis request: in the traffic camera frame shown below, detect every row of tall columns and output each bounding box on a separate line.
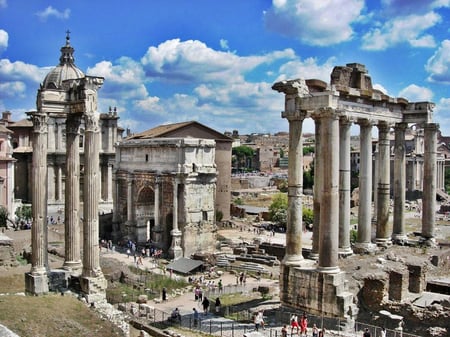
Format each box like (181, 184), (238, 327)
(284, 114), (439, 272)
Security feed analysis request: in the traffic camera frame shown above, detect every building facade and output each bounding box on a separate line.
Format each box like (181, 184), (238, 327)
(113, 122), (230, 258)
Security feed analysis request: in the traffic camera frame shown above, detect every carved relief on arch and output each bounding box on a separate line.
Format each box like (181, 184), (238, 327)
(136, 185), (155, 205)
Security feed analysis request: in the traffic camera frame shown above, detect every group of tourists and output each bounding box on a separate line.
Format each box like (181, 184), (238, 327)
(288, 312), (325, 337)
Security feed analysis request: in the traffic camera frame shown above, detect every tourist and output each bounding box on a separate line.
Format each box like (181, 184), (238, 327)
(215, 297), (221, 314)
(380, 327), (386, 337)
(194, 285), (200, 301)
(162, 287), (167, 302)
(281, 324), (288, 337)
(170, 307), (180, 322)
(312, 323), (319, 337)
(202, 296), (210, 315)
(300, 312), (308, 337)
(363, 328), (371, 337)
(218, 279), (223, 293)
(290, 313), (300, 335)
(254, 311), (264, 331)
(319, 328), (326, 337)
(192, 307), (199, 327)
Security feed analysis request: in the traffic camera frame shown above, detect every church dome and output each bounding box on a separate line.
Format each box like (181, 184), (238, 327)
(42, 32), (84, 89)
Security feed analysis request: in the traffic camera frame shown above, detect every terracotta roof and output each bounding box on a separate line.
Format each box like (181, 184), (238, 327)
(9, 119), (32, 127)
(0, 125), (13, 133)
(127, 121), (232, 141)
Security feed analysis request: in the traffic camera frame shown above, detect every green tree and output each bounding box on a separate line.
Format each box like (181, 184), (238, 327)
(232, 146), (255, 172)
(269, 193), (314, 228)
(15, 205), (32, 222)
(0, 206), (8, 227)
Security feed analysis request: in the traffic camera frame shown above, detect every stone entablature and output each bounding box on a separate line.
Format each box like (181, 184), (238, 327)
(116, 138), (216, 174)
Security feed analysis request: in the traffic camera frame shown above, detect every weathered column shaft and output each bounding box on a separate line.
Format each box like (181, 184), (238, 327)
(357, 120), (373, 245)
(172, 179), (178, 231)
(376, 122), (391, 244)
(154, 177), (160, 227)
(284, 117), (304, 265)
(339, 118), (352, 255)
(318, 110), (340, 272)
(82, 113), (101, 277)
(127, 178), (133, 223)
(393, 123), (407, 241)
(31, 113), (49, 275)
(311, 118), (322, 260)
(422, 123), (438, 240)
(170, 178), (182, 259)
(64, 114), (82, 271)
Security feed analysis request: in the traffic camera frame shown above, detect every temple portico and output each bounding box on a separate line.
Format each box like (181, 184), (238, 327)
(272, 63), (436, 318)
(25, 34), (107, 300)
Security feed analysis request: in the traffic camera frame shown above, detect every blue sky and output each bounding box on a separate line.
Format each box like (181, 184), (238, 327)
(1, 0), (450, 136)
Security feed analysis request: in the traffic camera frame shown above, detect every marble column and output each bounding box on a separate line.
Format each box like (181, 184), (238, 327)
(422, 123), (438, 245)
(376, 122), (391, 246)
(284, 115), (305, 266)
(63, 114), (82, 272)
(154, 177), (160, 228)
(79, 77), (107, 301)
(169, 177), (182, 259)
(111, 173), (120, 241)
(310, 118), (322, 260)
(107, 164), (113, 202)
(392, 123), (407, 243)
(25, 112), (49, 295)
(355, 119), (376, 253)
(318, 109), (340, 273)
(339, 117), (352, 256)
(126, 176), (134, 240)
(56, 165), (62, 202)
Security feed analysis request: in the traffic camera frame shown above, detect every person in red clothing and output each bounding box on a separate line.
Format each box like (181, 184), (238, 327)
(300, 312), (308, 337)
(290, 314), (300, 335)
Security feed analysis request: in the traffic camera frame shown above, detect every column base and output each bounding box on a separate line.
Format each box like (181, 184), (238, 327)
(317, 265), (341, 274)
(392, 234), (408, 245)
(419, 237), (437, 247)
(282, 253), (304, 266)
(375, 238), (393, 248)
(80, 273), (107, 304)
(308, 252), (319, 261)
(169, 246), (183, 260)
(25, 271), (49, 295)
(353, 242), (377, 254)
(338, 247), (353, 257)
(63, 260), (82, 274)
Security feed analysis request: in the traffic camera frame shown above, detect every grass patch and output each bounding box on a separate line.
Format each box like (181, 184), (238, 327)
(107, 268), (188, 304)
(0, 273), (25, 293)
(0, 294), (124, 337)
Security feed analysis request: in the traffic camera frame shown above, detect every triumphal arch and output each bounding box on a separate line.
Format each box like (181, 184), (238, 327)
(273, 63), (437, 318)
(25, 33), (107, 302)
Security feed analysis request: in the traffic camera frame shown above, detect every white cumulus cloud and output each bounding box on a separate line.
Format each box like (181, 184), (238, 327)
(398, 84), (433, 101)
(35, 6), (70, 21)
(425, 40), (450, 83)
(264, 0), (364, 46)
(141, 38), (295, 84)
(0, 29), (8, 53)
(276, 57), (336, 82)
(361, 12), (440, 50)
